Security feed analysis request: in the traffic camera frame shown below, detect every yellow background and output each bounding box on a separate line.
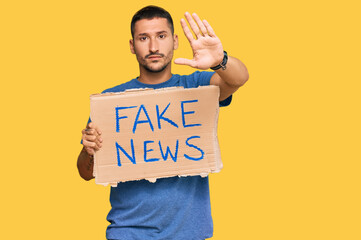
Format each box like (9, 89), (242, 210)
(1, 0), (360, 239)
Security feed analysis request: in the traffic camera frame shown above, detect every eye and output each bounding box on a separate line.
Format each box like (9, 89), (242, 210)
(139, 36), (148, 41)
(158, 34), (166, 39)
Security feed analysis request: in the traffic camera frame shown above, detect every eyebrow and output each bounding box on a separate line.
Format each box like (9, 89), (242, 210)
(137, 31), (168, 36)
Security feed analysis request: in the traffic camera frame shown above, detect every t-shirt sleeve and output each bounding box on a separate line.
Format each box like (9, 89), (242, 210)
(219, 95), (232, 107)
(191, 71), (215, 86)
(189, 71), (233, 107)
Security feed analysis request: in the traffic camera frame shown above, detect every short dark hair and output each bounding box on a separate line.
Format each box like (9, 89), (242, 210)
(131, 5), (174, 38)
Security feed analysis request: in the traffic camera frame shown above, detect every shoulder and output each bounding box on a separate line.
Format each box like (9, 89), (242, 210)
(185, 71), (215, 81)
(101, 79), (138, 93)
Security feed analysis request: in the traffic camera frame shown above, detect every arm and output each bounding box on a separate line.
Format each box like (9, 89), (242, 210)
(77, 122), (102, 181)
(174, 12), (249, 101)
(210, 56), (249, 101)
(77, 147), (95, 181)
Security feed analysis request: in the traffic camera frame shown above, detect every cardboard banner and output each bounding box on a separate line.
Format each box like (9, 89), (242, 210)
(90, 85), (222, 186)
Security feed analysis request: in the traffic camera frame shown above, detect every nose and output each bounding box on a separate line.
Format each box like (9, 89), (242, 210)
(149, 37), (159, 53)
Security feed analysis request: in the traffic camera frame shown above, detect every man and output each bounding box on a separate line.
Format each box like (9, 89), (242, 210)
(77, 5), (248, 240)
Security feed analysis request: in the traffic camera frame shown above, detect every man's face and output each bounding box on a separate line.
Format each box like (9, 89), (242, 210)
(130, 18), (178, 73)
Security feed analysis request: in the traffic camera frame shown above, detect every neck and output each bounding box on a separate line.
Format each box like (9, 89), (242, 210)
(137, 65), (172, 85)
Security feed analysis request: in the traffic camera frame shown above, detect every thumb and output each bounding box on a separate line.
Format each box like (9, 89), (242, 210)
(174, 58), (197, 68)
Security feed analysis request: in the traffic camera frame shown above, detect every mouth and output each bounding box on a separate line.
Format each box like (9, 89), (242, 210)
(148, 57), (161, 60)
(146, 54), (164, 60)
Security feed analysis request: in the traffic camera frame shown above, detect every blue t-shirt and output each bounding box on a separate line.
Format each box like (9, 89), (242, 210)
(99, 71), (231, 240)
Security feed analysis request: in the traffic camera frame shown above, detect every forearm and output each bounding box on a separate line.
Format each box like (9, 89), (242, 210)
(211, 56), (249, 101)
(215, 56), (249, 88)
(77, 147), (95, 181)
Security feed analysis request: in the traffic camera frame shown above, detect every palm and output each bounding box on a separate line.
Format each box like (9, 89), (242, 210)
(174, 13), (224, 70)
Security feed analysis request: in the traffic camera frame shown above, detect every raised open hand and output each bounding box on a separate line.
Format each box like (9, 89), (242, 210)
(174, 12), (224, 70)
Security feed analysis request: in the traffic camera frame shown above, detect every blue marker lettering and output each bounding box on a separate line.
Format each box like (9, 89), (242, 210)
(159, 140), (179, 162)
(156, 103), (179, 129)
(133, 104), (154, 133)
(115, 106), (137, 132)
(115, 140), (136, 166)
(184, 136), (204, 161)
(181, 100), (202, 128)
(144, 140), (160, 162)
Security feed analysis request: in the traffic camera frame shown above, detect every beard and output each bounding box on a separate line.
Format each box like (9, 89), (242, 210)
(136, 51), (173, 73)
(142, 60), (170, 73)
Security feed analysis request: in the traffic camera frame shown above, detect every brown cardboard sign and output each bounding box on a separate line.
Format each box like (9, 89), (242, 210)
(90, 85), (222, 186)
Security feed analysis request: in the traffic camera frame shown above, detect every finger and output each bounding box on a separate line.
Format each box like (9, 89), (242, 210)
(82, 128), (96, 136)
(93, 125), (102, 136)
(184, 12), (201, 38)
(180, 18), (195, 43)
(87, 122), (94, 129)
(174, 58), (197, 68)
(87, 122), (102, 135)
(83, 134), (97, 142)
(83, 140), (99, 151)
(83, 139), (102, 151)
(202, 19), (216, 37)
(83, 133), (103, 147)
(82, 129), (103, 146)
(192, 13), (207, 36)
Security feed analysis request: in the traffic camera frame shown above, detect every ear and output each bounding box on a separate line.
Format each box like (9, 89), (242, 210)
(173, 34), (179, 50)
(129, 39), (135, 54)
